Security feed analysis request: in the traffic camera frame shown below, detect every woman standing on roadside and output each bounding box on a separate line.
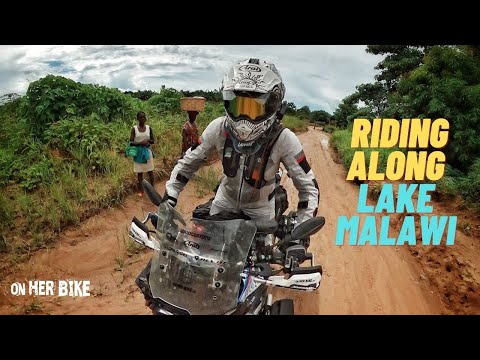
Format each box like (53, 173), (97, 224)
(130, 111), (155, 195)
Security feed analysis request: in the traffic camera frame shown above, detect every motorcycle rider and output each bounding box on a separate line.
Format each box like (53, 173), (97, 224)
(165, 58), (319, 224)
(144, 58), (320, 312)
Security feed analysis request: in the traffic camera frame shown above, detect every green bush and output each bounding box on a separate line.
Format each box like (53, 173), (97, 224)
(19, 158), (54, 190)
(147, 88), (183, 114)
(331, 130), (357, 168)
(459, 158), (480, 203)
(45, 114), (115, 154)
(0, 139), (54, 189)
(437, 176), (460, 196)
(0, 192), (13, 233)
(282, 115), (309, 132)
(331, 128), (399, 174)
(44, 115), (127, 175)
(20, 75), (135, 139)
(0, 149), (15, 186)
(323, 125), (337, 133)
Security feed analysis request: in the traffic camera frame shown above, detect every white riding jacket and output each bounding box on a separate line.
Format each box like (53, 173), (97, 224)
(166, 117), (319, 223)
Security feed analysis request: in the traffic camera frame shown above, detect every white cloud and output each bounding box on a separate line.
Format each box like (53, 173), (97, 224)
(0, 45), (382, 113)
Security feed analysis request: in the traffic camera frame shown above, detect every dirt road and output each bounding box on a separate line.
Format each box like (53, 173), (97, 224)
(0, 127), (446, 314)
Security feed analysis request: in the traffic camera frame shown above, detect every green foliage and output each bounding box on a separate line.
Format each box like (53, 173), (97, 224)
(355, 82), (388, 115)
(148, 88), (184, 114)
(331, 130), (357, 168)
(0, 97), (21, 118)
(0, 136), (55, 190)
(366, 45), (426, 91)
(285, 102), (297, 115)
(198, 102), (225, 131)
(181, 89), (222, 102)
(436, 176), (460, 197)
(334, 46), (426, 127)
(0, 149), (15, 186)
(57, 163), (88, 202)
(45, 114), (114, 154)
(348, 106), (376, 124)
(20, 75), (78, 136)
(19, 157), (53, 190)
(333, 95), (359, 128)
(124, 90), (157, 101)
(331, 129), (399, 174)
(392, 46), (480, 171)
(48, 182), (80, 227)
(0, 192), (13, 233)
(44, 115), (119, 174)
(20, 75), (135, 139)
(282, 115), (309, 132)
(296, 105), (311, 120)
(459, 158), (480, 204)
(311, 110), (331, 123)
(0, 71), (311, 266)
(323, 125), (337, 134)
(0, 100), (32, 157)
(332, 45), (480, 211)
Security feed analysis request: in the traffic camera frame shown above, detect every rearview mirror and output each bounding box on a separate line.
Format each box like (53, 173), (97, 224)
(291, 216), (325, 240)
(142, 179), (162, 206)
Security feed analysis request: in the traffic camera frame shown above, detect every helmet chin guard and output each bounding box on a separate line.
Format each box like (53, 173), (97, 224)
(224, 117), (280, 155)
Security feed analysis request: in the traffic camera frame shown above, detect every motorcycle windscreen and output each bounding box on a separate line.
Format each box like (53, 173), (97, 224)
(149, 202), (257, 315)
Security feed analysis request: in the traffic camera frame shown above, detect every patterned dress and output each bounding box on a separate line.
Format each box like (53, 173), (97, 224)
(182, 121), (199, 154)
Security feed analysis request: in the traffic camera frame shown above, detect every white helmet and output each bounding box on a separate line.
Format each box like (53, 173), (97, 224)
(222, 58), (286, 145)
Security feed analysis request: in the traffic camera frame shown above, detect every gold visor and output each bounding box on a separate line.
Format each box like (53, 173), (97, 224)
(224, 91), (280, 122)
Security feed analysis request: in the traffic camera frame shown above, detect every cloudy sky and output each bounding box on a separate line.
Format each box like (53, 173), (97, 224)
(0, 45), (383, 113)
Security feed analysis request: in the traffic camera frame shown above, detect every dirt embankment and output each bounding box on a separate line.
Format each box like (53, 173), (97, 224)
(1, 127), (478, 314)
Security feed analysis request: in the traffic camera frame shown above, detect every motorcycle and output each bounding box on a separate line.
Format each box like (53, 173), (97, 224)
(129, 176), (325, 315)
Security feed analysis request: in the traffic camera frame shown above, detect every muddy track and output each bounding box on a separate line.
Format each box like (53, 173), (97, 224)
(0, 127), (447, 314)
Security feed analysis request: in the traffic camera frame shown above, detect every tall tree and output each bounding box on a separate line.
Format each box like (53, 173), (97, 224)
(311, 110), (332, 123)
(355, 82), (388, 115)
(366, 45), (426, 92)
(285, 102), (297, 115)
(394, 45), (480, 171)
(297, 105), (311, 119)
(333, 94), (358, 128)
